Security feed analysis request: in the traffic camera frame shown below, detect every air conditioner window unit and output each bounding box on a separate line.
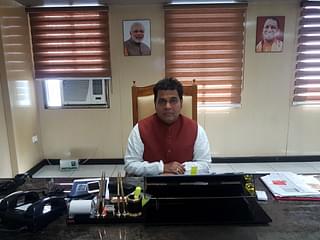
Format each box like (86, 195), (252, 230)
(61, 78), (107, 106)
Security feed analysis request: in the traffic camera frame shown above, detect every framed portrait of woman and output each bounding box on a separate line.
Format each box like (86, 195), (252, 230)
(123, 19), (151, 56)
(255, 16), (285, 53)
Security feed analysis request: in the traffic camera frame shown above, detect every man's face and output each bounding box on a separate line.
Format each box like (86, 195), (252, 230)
(155, 90), (182, 125)
(262, 19), (279, 41)
(130, 25), (145, 43)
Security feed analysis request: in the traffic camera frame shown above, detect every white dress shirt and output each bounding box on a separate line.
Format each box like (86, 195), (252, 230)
(124, 123), (212, 176)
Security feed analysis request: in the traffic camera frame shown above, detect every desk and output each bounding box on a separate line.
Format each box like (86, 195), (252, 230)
(0, 177), (320, 240)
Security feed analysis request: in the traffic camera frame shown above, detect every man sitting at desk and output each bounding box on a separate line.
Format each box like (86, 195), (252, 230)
(124, 77), (211, 176)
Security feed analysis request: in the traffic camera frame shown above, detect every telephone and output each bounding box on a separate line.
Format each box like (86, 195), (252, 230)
(0, 191), (66, 231)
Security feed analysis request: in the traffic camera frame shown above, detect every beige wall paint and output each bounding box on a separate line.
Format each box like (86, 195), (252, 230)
(0, 87), (12, 178)
(0, 6), (42, 176)
(0, 0), (20, 7)
(204, 1), (300, 157)
(109, 5), (165, 153)
(0, 0), (23, 178)
(39, 4), (165, 159)
(3, 0), (318, 164)
(39, 1), (320, 159)
(287, 108), (320, 154)
(0, 30), (13, 177)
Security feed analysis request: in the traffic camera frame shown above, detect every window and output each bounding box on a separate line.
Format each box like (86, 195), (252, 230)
(27, 7), (111, 108)
(294, 0), (320, 106)
(164, 4), (247, 108)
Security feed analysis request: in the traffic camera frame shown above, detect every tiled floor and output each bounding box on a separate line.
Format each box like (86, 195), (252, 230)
(32, 162), (320, 178)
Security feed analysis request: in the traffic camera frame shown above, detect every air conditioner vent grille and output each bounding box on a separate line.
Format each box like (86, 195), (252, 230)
(63, 80), (89, 102)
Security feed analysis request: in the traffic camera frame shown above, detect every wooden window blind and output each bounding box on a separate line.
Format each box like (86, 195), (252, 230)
(164, 4), (247, 108)
(27, 7), (111, 79)
(294, 1), (320, 105)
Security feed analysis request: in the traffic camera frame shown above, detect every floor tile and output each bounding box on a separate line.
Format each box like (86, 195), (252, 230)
(306, 162), (320, 172)
(32, 165), (74, 178)
(268, 162), (317, 174)
(112, 165), (125, 177)
(70, 165), (116, 178)
(210, 164), (234, 174)
(229, 163), (274, 174)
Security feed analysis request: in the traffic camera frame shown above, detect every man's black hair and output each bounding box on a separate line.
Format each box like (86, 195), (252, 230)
(153, 77), (183, 103)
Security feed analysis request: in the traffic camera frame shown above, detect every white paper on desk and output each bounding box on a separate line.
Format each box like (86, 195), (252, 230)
(261, 172), (320, 197)
(300, 175), (320, 192)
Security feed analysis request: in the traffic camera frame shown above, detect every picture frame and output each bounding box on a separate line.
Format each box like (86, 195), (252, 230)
(255, 16), (285, 53)
(123, 19), (151, 56)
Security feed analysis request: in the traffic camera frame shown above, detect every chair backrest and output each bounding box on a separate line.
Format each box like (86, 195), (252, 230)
(131, 80), (197, 126)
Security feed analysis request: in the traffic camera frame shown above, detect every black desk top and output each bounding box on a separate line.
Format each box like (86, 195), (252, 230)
(0, 176), (320, 240)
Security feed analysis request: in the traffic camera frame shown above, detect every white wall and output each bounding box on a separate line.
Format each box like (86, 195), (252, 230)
(40, 0), (320, 159)
(204, 1), (301, 157)
(2, 0), (319, 166)
(38, 4), (165, 159)
(0, 4), (42, 176)
(0, 39), (13, 177)
(110, 4), (165, 153)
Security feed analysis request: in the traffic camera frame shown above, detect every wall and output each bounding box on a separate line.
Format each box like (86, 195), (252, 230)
(204, 1), (301, 157)
(27, 0), (320, 160)
(38, 4), (165, 159)
(205, 0), (320, 157)
(111, 5), (165, 153)
(0, 3), (42, 176)
(0, 28), (13, 177)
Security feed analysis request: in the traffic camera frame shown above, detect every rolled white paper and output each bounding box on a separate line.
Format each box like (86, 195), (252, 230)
(69, 200), (94, 215)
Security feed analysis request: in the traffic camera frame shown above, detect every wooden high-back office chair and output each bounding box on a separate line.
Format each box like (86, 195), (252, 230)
(131, 80), (197, 126)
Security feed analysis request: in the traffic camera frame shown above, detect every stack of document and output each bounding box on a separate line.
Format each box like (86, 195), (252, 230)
(261, 172), (320, 201)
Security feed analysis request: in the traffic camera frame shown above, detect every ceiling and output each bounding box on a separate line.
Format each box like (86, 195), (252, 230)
(13, 0), (294, 8)
(14, 0), (171, 7)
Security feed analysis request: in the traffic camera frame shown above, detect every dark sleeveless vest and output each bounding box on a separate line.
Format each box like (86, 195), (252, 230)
(138, 114), (197, 163)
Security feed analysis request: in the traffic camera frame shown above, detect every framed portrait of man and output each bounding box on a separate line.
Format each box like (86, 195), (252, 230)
(255, 16), (285, 53)
(123, 19), (151, 56)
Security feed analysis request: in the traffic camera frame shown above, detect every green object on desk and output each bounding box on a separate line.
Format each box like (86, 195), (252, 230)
(133, 186), (149, 207)
(191, 166), (198, 175)
(142, 196), (149, 207)
(134, 186), (141, 200)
